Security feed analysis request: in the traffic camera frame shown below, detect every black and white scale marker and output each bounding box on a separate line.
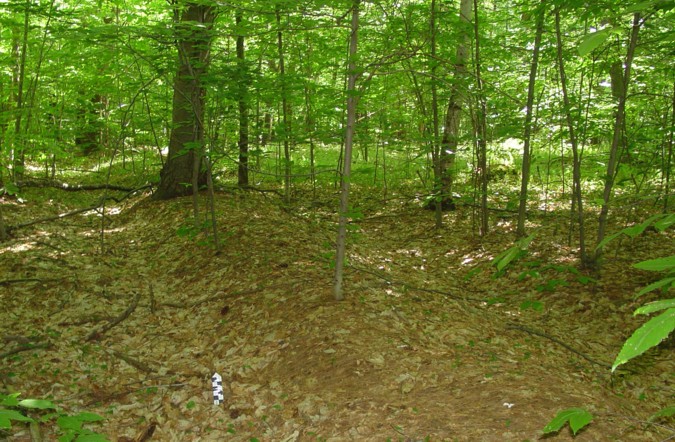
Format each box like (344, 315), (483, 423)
(211, 372), (224, 405)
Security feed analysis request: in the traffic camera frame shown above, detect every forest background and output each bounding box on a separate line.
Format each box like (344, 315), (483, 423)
(0, 0), (674, 440)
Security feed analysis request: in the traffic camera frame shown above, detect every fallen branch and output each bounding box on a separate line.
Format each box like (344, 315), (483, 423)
(507, 323), (611, 369)
(17, 179), (134, 192)
(0, 343), (52, 359)
(86, 292), (140, 341)
(7, 185), (151, 234)
(108, 348), (155, 373)
(0, 278), (46, 286)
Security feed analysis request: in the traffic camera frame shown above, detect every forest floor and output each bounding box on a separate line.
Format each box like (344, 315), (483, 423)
(1, 183), (673, 441)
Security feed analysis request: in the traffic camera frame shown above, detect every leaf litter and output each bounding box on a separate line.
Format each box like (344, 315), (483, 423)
(0, 187), (673, 441)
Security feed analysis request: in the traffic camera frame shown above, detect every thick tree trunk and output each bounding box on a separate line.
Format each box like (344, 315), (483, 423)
(154, 2), (214, 201)
(437, 0), (472, 210)
(334, 0), (360, 301)
(516, 1), (546, 238)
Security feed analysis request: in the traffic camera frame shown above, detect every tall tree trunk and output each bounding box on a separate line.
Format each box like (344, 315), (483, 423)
(334, 0), (360, 301)
(429, 0), (442, 228)
(473, 0), (488, 236)
(154, 2), (215, 201)
(236, 10), (250, 187)
(664, 81), (674, 212)
(437, 0), (472, 210)
(554, 6), (589, 266)
(516, 1), (546, 238)
(12, 0), (30, 182)
(594, 13), (642, 261)
(276, 7), (291, 204)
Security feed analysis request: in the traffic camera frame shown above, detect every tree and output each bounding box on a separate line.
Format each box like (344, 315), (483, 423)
(334, 0), (360, 302)
(436, 0), (473, 211)
(594, 12), (643, 262)
(236, 10), (250, 187)
(154, 1), (215, 201)
(516, 1), (546, 238)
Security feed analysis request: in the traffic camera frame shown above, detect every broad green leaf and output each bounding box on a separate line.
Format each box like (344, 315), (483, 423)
(654, 214), (675, 231)
(649, 406), (675, 422)
(0, 409), (34, 428)
(635, 278), (675, 299)
(1, 393), (21, 407)
(18, 399), (56, 410)
(635, 299), (675, 315)
(578, 29), (611, 56)
(612, 308), (675, 372)
(624, 1), (658, 13)
(543, 407), (593, 435)
(633, 256), (675, 272)
(595, 231), (621, 251)
(57, 415), (84, 431)
(73, 432), (109, 441)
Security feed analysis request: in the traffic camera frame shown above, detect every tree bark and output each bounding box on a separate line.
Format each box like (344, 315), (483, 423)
(276, 6), (292, 204)
(236, 10), (250, 187)
(473, 0), (489, 236)
(516, 1), (546, 238)
(594, 13), (642, 261)
(554, 6), (589, 266)
(11, 0), (30, 182)
(429, 0), (442, 228)
(334, 0), (360, 301)
(437, 0), (473, 210)
(154, 2), (214, 201)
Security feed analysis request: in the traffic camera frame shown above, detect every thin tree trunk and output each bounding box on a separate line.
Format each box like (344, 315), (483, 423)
(334, 0), (360, 301)
(554, 6), (588, 265)
(663, 81), (674, 213)
(430, 0), (442, 228)
(12, 0), (30, 182)
(236, 10), (250, 187)
(276, 7), (291, 203)
(516, 1), (546, 238)
(594, 13), (642, 261)
(473, 0), (488, 236)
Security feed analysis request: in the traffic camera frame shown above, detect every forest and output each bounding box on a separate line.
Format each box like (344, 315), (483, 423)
(0, 0), (674, 440)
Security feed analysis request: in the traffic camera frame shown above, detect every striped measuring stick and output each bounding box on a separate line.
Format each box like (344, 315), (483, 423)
(211, 372), (224, 405)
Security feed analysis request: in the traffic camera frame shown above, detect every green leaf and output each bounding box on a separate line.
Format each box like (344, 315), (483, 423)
(1, 393), (21, 407)
(654, 214), (675, 231)
(0, 409), (34, 428)
(634, 277), (675, 299)
(635, 299), (675, 315)
(57, 415), (84, 431)
(72, 412), (105, 422)
(595, 231), (621, 250)
(612, 308), (675, 372)
(578, 29), (611, 56)
(633, 255), (675, 272)
(543, 408), (593, 435)
(649, 405), (675, 422)
(18, 399), (57, 410)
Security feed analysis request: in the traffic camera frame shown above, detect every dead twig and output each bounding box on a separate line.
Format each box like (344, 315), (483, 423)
(86, 292), (141, 341)
(507, 323), (611, 369)
(109, 348), (155, 373)
(0, 343), (52, 359)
